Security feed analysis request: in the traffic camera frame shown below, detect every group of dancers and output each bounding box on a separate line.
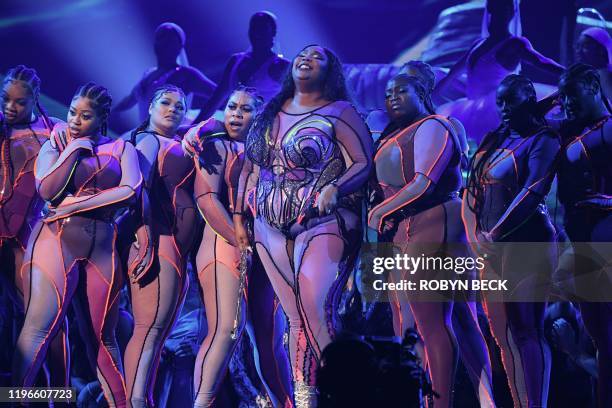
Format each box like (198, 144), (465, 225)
(1, 6), (612, 408)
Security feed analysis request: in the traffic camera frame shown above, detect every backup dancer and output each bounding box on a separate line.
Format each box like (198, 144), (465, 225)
(463, 74), (559, 408)
(434, 0), (563, 145)
(369, 73), (494, 407)
(184, 87), (293, 407)
(557, 63), (612, 407)
(14, 83), (141, 407)
(0, 65), (70, 387)
(234, 45), (372, 407)
(124, 84), (198, 407)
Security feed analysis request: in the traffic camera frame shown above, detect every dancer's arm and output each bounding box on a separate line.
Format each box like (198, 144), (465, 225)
(515, 37), (564, 75)
(128, 133), (160, 280)
(184, 66), (217, 102)
(181, 118), (218, 157)
(233, 153), (259, 251)
(316, 104), (372, 215)
(45, 141), (143, 221)
(488, 132), (560, 240)
(35, 138), (93, 202)
(195, 138), (237, 246)
(113, 83), (140, 112)
(193, 55), (239, 123)
(368, 119), (453, 232)
(432, 50), (470, 100)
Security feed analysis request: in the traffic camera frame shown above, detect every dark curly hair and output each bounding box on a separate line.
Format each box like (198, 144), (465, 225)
(246, 44), (351, 165)
(465, 74), (548, 220)
(73, 82), (113, 135)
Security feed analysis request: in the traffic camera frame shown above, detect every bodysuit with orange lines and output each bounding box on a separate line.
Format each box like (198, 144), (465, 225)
(0, 115), (70, 388)
(192, 121), (292, 407)
(372, 114), (494, 408)
(124, 130), (197, 407)
(463, 127), (560, 408)
(14, 136), (142, 408)
(557, 115), (612, 408)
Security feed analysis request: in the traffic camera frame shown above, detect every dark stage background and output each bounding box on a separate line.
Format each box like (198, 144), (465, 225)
(0, 0), (610, 129)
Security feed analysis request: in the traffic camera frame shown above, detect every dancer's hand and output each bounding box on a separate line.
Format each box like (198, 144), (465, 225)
(182, 120), (211, 157)
(367, 209), (394, 234)
(44, 202), (79, 222)
(551, 318), (579, 355)
(233, 214), (252, 253)
(50, 122), (71, 152)
(316, 184), (338, 216)
(128, 226), (155, 283)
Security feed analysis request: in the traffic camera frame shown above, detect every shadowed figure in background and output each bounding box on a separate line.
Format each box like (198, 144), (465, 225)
(574, 27), (612, 99)
(434, 0), (564, 145)
(114, 22), (216, 126)
(193, 11), (290, 123)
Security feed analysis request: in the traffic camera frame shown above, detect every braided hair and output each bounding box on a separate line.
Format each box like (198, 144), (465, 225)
(2, 65), (53, 130)
(379, 73), (434, 143)
(399, 60), (437, 114)
(73, 82), (112, 136)
(466, 74), (545, 219)
(560, 62), (612, 115)
(130, 84), (187, 143)
(246, 44), (352, 165)
(231, 85), (265, 112)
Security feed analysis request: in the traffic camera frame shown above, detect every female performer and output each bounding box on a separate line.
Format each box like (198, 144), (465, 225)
(188, 86), (286, 407)
(434, 0), (563, 145)
(233, 45), (372, 407)
(368, 73), (494, 408)
(184, 87), (293, 407)
(557, 63), (612, 407)
(124, 84), (198, 407)
(13, 83), (142, 407)
(0, 66), (71, 387)
(463, 74), (559, 408)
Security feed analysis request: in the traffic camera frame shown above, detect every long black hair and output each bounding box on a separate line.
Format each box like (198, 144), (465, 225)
(246, 44), (351, 165)
(130, 84), (187, 143)
(73, 82), (113, 136)
(466, 74), (547, 218)
(2, 65), (53, 130)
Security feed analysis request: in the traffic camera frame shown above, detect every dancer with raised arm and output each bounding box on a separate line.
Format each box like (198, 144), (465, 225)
(434, 0), (564, 144)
